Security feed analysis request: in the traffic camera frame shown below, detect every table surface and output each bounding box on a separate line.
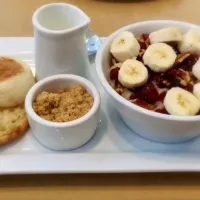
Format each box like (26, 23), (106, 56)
(2, 0), (200, 199)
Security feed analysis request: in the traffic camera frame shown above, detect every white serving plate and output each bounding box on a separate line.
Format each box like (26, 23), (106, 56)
(1, 37), (200, 174)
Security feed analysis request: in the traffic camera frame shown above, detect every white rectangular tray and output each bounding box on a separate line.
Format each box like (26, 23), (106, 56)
(1, 37), (200, 174)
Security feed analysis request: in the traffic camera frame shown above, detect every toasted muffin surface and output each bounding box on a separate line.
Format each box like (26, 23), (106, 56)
(0, 105), (29, 145)
(0, 57), (24, 82)
(0, 56), (35, 108)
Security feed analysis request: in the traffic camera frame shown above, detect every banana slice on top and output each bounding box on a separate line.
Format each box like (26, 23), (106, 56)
(193, 82), (200, 101)
(192, 57), (200, 80)
(118, 59), (148, 88)
(164, 87), (200, 116)
(143, 43), (177, 72)
(110, 31), (140, 62)
(178, 30), (200, 55)
(149, 27), (182, 44)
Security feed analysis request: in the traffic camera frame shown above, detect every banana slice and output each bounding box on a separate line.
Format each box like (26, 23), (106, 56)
(192, 57), (200, 80)
(143, 43), (177, 72)
(164, 87), (200, 116)
(149, 27), (182, 44)
(118, 59), (148, 88)
(193, 82), (200, 101)
(178, 30), (200, 55)
(110, 31), (140, 62)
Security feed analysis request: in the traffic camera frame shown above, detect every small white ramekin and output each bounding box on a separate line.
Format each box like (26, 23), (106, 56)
(25, 74), (100, 150)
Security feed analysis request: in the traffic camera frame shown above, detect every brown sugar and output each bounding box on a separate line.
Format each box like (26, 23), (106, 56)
(32, 84), (94, 122)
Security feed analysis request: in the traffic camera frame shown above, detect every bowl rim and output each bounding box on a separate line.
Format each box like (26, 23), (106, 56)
(96, 20), (200, 122)
(25, 74), (100, 127)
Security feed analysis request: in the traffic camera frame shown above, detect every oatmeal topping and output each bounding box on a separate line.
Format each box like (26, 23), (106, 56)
(109, 28), (200, 116)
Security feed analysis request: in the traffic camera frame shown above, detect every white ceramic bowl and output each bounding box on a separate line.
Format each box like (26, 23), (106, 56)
(96, 20), (200, 143)
(25, 74), (100, 150)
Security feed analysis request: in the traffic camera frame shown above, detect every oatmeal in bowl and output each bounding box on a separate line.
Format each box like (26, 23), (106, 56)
(96, 20), (200, 143)
(109, 28), (200, 116)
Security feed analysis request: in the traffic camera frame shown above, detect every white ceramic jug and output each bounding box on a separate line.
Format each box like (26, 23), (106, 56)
(32, 3), (90, 80)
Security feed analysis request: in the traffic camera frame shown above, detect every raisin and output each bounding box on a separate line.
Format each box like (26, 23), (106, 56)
(139, 41), (147, 50)
(133, 99), (155, 110)
(130, 93), (137, 100)
(155, 108), (168, 114)
(185, 84), (193, 92)
(159, 92), (167, 102)
(110, 67), (119, 80)
(141, 33), (149, 41)
(137, 83), (159, 103)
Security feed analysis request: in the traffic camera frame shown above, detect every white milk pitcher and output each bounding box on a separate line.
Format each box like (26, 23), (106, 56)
(32, 3), (90, 80)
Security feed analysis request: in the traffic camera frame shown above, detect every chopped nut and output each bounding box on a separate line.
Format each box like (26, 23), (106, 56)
(115, 63), (122, 68)
(180, 79), (187, 86)
(110, 63), (122, 70)
(190, 80), (195, 86)
(179, 69), (191, 83)
(162, 80), (171, 86)
(189, 71), (193, 76)
(139, 49), (145, 57)
(109, 80), (115, 89)
(112, 58), (117, 65)
(137, 38), (144, 43)
(116, 87), (124, 95)
(115, 81), (124, 94)
(174, 52), (191, 66)
(129, 99), (137, 104)
(145, 38), (150, 46)
(132, 98), (157, 110)
(121, 89), (132, 99)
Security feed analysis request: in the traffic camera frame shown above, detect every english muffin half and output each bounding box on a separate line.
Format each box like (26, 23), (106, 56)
(0, 56), (35, 108)
(0, 105), (29, 145)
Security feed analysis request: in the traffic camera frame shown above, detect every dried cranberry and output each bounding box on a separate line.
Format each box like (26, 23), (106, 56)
(187, 55), (198, 66)
(141, 33), (149, 41)
(180, 55), (198, 71)
(185, 84), (193, 92)
(153, 74), (162, 85)
(133, 99), (155, 110)
(114, 79), (118, 87)
(147, 70), (160, 82)
(137, 83), (159, 103)
(110, 67), (119, 80)
(159, 92), (167, 102)
(166, 69), (180, 78)
(130, 93), (137, 100)
(133, 99), (147, 107)
(165, 69), (182, 87)
(139, 41), (147, 50)
(153, 73), (168, 88)
(179, 65), (189, 71)
(155, 108), (168, 114)
(128, 88), (135, 92)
